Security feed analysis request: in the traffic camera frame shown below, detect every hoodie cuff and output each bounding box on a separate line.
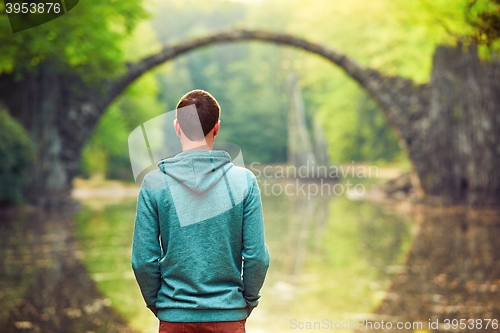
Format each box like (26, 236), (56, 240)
(245, 299), (258, 317)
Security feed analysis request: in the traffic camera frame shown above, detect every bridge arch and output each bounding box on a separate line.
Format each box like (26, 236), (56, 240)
(103, 29), (422, 137)
(105, 30), (500, 206)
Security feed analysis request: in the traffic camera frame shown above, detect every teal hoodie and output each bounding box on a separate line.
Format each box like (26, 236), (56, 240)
(131, 149), (270, 322)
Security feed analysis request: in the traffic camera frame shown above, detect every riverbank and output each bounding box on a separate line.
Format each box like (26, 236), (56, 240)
(71, 176), (139, 210)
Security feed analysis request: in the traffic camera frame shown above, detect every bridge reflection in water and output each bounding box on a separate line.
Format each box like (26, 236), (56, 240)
(370, 206), (500, 333)
(0, 179), (499, 333)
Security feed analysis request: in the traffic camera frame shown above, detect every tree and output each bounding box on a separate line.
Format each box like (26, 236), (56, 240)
(0, 105), (34, 205)
(79, 22), (167, 181)
(0, 1), (146, 80)
(0, 0), (146, 206)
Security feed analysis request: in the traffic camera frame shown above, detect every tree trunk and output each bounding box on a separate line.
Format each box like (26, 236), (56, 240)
(287, 73), (316, 172)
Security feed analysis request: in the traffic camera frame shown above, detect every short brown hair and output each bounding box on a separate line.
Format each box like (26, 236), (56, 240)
(176, 90), (220, 141)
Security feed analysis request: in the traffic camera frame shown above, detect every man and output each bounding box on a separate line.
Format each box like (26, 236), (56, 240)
(131, 89), (270, 333)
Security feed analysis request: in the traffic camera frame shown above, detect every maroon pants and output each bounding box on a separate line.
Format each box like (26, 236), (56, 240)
(159, 319), (246, 333)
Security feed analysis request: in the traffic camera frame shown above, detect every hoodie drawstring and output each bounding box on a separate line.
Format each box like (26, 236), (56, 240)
(209, 151), (215, 172)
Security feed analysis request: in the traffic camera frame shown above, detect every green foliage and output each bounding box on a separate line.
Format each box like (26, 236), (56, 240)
(0, 0), (147, 82)
(283, 0), (497, 163)
(152, 1), (290, 164)
(218, 43), (289, 163)
(80, 22), (166, 180)
(466, 0), (500, 46)
(355, 97), (402, 162)
(0, 106), (34, 204)
(80, 71), (166, 180)
(317, 89), (402, 163)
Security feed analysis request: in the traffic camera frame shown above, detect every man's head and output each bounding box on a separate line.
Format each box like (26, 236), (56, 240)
(175, 90), (220, 144)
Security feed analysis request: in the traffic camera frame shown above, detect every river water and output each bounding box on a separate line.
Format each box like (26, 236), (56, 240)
(73, 177), (413, 333)
(1, 176), (499, 333)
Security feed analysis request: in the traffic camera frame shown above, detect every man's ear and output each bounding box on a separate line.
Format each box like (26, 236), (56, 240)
(213, 120), (221, 137)
(173, 119), (182, 137)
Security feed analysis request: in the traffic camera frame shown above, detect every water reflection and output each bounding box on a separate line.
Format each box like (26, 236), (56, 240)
(369, 206), (500, 333)
(0, 206), (137, 333)
(254, 179), (412, 333)
(7, 177), (492, 333)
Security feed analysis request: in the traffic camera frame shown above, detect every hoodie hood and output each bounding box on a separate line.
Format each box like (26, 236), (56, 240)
(157, 150), (232, 194)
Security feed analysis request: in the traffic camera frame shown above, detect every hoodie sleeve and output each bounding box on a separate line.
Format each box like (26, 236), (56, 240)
(241, 174), (270, 315)
(131, 177), (162, 316)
